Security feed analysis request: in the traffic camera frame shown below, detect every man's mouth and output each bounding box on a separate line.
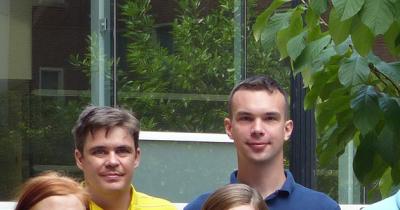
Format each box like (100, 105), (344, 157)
(246, 142), (270, 151)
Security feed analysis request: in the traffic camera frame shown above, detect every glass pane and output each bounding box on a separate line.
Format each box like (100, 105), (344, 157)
(115, 0), (289, 133)
(116, 0), (234, 132)
(0, 0), (112, 199)
(135, 140), (236, 202)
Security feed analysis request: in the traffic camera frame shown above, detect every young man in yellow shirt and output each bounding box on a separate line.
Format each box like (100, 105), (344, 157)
(72, 106), (176, 210)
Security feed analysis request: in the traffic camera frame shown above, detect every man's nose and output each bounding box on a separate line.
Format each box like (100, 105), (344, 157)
(251, 118), (265, 137)
(105, 152), (119, 167)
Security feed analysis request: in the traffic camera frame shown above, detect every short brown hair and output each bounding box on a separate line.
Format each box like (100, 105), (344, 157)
(15, 171), (89, 210)
(72, 105), (140, 153)
(202, 184), (268, 210)
(228, 75), (289, 119)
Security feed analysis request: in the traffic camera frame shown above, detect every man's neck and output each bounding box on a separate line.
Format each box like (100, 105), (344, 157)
(89, 187), (132, 210)
(237, 158), (286, 198)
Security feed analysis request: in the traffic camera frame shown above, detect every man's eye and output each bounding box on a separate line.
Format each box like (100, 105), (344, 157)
(239, 116), (252, 121)
(116, 148), (132, 155)
(92, 150), (106, 156)
(265, 116), (278, 121)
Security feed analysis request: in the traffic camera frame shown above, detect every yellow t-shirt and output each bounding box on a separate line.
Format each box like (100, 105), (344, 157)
(89, 186), (176, 210)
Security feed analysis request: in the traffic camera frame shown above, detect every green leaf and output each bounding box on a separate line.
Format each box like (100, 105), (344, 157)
(304, 69), (338, 109)
(376, 125), (400, 166)
(253, 0), (291, 41)
(353, 132), (388, 184)
(360, 0), (395, 35)
(332, 0), (365, 21)
(260, 12), (292, 51)
(351, 86), (382, 135)
(287, 31), (307, 60)
(335, 37), (352, 55)
(384, 22), (400, 56)
(338, 54), (370, 87)
(368, 54), (400, 85)
(329, 8), (353, 45)
(351, 15), (374, 56)
(276, 7), (304, 59)
(294, 35), (332, 70)
(378, 94), (400, 130)
(317, 125), (339, 166)
(395, 1), (400, 21)
(316, 88), (350, 131)
(309, 0), (328, 15)
(379, 168), (394, 198)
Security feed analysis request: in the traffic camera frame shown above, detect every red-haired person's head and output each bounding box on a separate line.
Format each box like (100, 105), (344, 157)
(15, 171), (89, 210)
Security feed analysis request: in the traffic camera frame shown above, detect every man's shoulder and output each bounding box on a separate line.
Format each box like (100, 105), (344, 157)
(291, 183), (340, 209)
(135, 191), (177, 210)
(183, 193), (212, 210)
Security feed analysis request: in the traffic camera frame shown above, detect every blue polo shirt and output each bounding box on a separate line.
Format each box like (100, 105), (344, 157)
(184, 170), (340, 210)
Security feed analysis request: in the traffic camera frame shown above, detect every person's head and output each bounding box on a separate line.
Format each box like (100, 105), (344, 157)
(15, 171), (89, 210)
(202, 184), (268, 210)
(72, 105), (140, 196)
(224, 75), (293, 164)
(227, 75), (289, 120)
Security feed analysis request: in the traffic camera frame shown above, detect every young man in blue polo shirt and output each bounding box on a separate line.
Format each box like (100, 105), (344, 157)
(184, 76), (340, 210)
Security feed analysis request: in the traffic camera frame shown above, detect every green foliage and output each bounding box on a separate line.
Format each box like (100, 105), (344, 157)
(254, 0), (400, 197)
(117, 0), (289, 132)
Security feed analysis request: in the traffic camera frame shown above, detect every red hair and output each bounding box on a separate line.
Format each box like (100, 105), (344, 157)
(15, 171), (89, 210)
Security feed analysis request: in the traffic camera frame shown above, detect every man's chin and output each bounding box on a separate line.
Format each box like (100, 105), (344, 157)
(100, 182), (130, 192)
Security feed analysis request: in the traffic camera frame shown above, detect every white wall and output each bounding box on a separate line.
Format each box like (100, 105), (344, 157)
(0, 0), (32, 80)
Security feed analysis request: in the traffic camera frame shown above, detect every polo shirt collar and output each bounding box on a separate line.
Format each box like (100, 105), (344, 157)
(229, 169), (295, 198)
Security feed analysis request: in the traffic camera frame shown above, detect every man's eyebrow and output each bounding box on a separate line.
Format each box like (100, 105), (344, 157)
(264, 111), (280, 116)
(236, 111), (252, 116)
(116, 145), (133, 150)
(88, 146), (106, 151)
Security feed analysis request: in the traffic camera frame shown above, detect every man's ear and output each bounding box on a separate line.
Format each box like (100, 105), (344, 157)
(133, 148), (141, 169)
(224, 118), (233, 140)
(74, 149), (84, 170)
(284, 119), (293, 141)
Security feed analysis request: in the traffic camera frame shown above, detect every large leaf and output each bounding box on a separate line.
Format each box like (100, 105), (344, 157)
(395, 1), (400, 22)
(304, 69), (338, 109)
(360, 0), (394, 35)
(305, 9), (324, 42)
(368, 54), (400, 85)
(260, 12), (292, 51)
(350, 86), (382, 135)
(253, 0), (291, 41)
(287, 31), (307, 60)
(379, 168), (394, 198)
(332, 0), (365, 21)
(338, 54), (370, 87)
(329, 8), (353, 45)
(294, 35), (332, 70)
(316, 88), (350, 132)
(353, 132), (388, 184)
(384, 22), (400, 56)
(351, 15), (374, 56)
(310, 0), (328, 15)
(376, 125), (400, 166)
(317, 125), (339, 166)
(378, 94), (400, 130)
(276, 7), (304, 59)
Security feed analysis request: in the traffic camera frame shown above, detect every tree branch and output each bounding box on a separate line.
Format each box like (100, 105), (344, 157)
(370, 64), (400, 95)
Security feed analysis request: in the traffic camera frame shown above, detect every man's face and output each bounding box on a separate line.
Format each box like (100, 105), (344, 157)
(75, 126), (140, 195)
(224, 89), (293, 164)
